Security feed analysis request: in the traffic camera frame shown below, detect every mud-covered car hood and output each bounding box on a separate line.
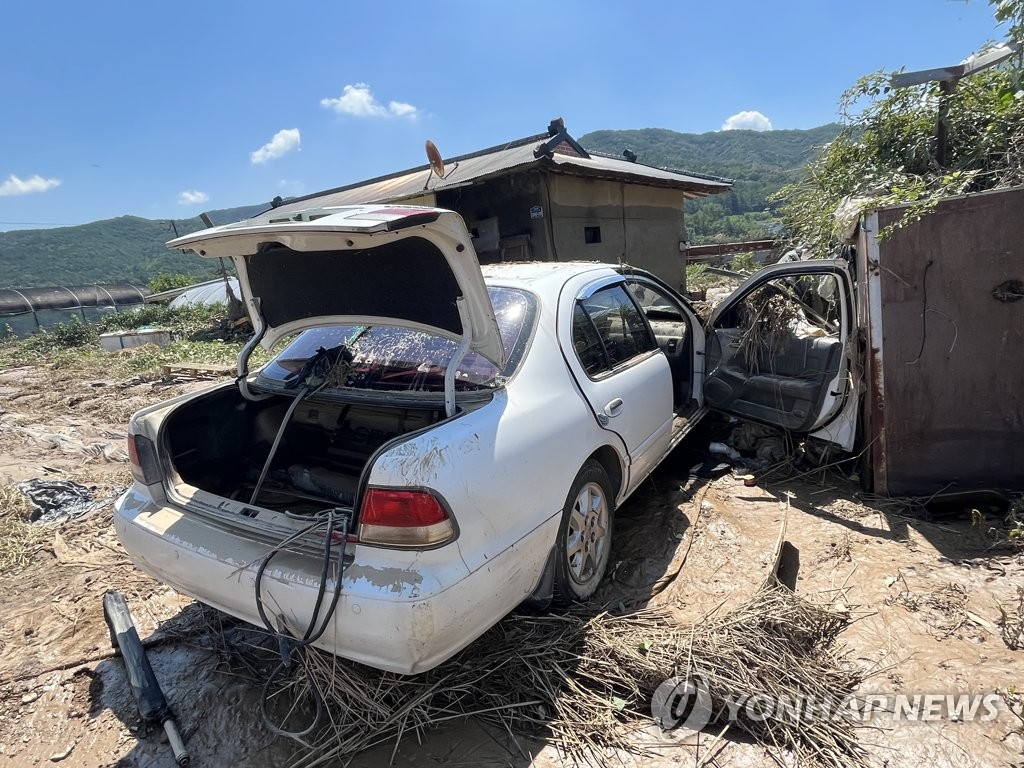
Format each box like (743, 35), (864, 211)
(167, 205), (506, 366)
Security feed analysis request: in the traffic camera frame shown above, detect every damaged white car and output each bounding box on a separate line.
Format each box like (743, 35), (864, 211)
(114, 205), (858, 674)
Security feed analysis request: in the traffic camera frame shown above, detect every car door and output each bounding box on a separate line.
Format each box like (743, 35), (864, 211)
(621, 273), (706, 410)
(563, 276), (674, 493)
(704, 259), (858, 450)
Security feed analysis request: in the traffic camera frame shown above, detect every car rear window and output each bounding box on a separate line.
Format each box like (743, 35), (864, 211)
(257, 287), (535, 392)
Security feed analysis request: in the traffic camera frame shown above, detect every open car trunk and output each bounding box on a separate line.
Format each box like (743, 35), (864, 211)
(163, 386), (443, 516)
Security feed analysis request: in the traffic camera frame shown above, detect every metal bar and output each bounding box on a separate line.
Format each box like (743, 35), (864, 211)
(102, 591), (190, 767)
(862, 212), (888, 494)
(890, 42), (1020, 89)
(936, 79), (956, 167)
(444, 298), (473, 418)
(705, 267), (747, 280)
(681, 239), (777, 260)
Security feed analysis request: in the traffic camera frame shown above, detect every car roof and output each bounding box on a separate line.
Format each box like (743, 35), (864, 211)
(481, 261), (616, 292)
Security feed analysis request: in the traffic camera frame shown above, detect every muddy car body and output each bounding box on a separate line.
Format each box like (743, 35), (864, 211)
(114, 205), (858, 673)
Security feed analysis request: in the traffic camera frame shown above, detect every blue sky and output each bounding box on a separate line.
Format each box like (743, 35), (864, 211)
(0, 0), (1007, 230)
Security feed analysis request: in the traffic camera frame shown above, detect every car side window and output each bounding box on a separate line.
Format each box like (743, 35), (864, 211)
(572, 303), (607, 375)
(626, 280), (684, 322)
(573, 284), (656, 376)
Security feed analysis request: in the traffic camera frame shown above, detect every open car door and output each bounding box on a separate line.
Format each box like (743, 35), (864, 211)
(704, 259), (858, 450)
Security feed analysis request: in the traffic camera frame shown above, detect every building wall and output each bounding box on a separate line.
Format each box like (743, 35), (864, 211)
(437, 173), (552, 263)
(546, 175), (686, 289)
(437, 172), (688, 287)
(860, 187), (1024, 495)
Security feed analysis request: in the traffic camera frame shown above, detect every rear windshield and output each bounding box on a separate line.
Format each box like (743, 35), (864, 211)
(257, 286), (535, 393)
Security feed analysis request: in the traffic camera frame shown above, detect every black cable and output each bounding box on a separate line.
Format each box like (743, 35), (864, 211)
(248, 340), (360, 739)
(907, 259), (935, 366)
(248, 385), (310, 506)
(254, 510), (350, 740)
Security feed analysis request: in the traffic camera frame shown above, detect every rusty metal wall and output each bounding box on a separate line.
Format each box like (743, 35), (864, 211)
(860, 187), (1024, 495)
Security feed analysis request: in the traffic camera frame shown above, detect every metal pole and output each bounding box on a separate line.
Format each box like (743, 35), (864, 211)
(102, 591), (190, 767)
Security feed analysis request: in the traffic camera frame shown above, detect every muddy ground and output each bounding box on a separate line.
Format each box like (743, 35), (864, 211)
(0, 359), (1022, 767)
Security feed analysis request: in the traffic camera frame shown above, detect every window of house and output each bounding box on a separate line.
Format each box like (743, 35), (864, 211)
(584, 226), (602, 244)
(572, 283), (656, 376)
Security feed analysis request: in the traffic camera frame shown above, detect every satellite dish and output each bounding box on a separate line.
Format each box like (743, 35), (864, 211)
(425, 140), (445, 178)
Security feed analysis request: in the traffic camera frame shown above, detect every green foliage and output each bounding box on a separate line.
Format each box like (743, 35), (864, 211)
(581, 125), (841, 243)
(685, 263), (712, 290)
(8, 303), (231, 359)
(0, 302), (261, 378)
(46, 318), (96, 348)
(148, 273), (200, 293)
(94, 303), (228, 336)
(0, 335), (253, 378)
(0, 203), (265, 289)
(992, 0), (1024, 45)
(773, 4), (1024, 255)
(729, 252), (758, 274)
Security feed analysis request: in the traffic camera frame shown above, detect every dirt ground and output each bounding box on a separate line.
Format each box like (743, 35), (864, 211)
(0, 360), (1022, 768)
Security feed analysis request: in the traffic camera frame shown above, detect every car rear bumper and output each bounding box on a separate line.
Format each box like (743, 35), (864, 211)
(114, 486), (556, 674)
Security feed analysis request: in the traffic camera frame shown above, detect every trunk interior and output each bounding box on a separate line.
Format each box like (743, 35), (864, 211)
(163, 387), (444, 516)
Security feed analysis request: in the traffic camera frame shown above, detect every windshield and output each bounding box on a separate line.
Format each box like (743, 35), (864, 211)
(257, 286), (535, 393)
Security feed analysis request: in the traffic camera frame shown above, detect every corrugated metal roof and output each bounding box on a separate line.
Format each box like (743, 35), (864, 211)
(549, 152), (731, 198)
(267, 128), (731, 215)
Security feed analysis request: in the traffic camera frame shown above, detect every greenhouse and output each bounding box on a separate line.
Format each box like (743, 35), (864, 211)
(0, 284), (149, 339)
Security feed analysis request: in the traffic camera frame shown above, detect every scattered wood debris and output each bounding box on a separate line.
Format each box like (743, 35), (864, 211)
(159, 362), (236, 382)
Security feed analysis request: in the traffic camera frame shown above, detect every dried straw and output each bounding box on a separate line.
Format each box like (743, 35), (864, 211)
(735, 288), (800, 372)
(0, 484), (48, 573)
(240, 578), (865, 768)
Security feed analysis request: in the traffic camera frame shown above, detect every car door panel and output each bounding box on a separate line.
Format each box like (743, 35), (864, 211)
(561, 278), (674, 494)
(705, 260), (857, 448)
(705, 329), (843, 431)
(583, 351), (674, 487)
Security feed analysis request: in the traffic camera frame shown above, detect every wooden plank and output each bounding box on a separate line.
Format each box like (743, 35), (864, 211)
(160, 363), (235, 378)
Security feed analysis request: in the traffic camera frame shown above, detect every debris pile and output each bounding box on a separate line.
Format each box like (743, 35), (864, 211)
(734, 287), (800, 370)
(243, 578), (864, 767)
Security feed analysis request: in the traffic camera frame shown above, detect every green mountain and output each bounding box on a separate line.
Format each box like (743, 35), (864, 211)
(0, 124), (841, 287)
(0, 203), (267, 289)
(579, 124), (842, 243)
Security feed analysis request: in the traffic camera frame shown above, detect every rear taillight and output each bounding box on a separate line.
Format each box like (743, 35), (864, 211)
(358, 488), (455, 547)
(127, 433), (162, 485)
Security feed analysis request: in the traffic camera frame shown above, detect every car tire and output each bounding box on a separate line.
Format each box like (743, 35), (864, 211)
(553, 460), (615, 605)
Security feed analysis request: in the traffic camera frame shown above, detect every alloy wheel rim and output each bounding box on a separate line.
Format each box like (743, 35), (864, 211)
(566, 481), (609, 585)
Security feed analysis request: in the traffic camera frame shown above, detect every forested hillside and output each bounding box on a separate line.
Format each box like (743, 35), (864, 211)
(0, 204), (266, 288)
(580, 124), (841, 243)
(0, 124), (840, 287)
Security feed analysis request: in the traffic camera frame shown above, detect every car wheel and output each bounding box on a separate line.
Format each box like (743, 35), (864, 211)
(553, 460), (615, 605)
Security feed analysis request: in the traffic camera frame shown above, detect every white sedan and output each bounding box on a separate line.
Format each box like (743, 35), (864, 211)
(114, 205), (858, 673)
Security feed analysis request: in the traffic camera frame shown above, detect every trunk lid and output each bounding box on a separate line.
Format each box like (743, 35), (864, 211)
(167, 205), (506, 366)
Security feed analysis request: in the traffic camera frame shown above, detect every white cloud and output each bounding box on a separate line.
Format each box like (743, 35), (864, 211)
(721, 110), (773, 132)
(0, 173), (61, 197)
(178, 189), (209, 205)
(250, 128), (301, 164)
(387, 100), (418, 118)
(320, 84), (419, 119)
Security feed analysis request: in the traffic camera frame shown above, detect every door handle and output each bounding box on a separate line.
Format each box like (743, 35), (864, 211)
(605, 398), (624, 417)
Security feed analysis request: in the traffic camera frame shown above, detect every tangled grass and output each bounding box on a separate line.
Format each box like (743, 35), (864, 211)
(229, 578), (865, 767)
(735, 287), (801, 372)
(0, 485), (47, 574)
